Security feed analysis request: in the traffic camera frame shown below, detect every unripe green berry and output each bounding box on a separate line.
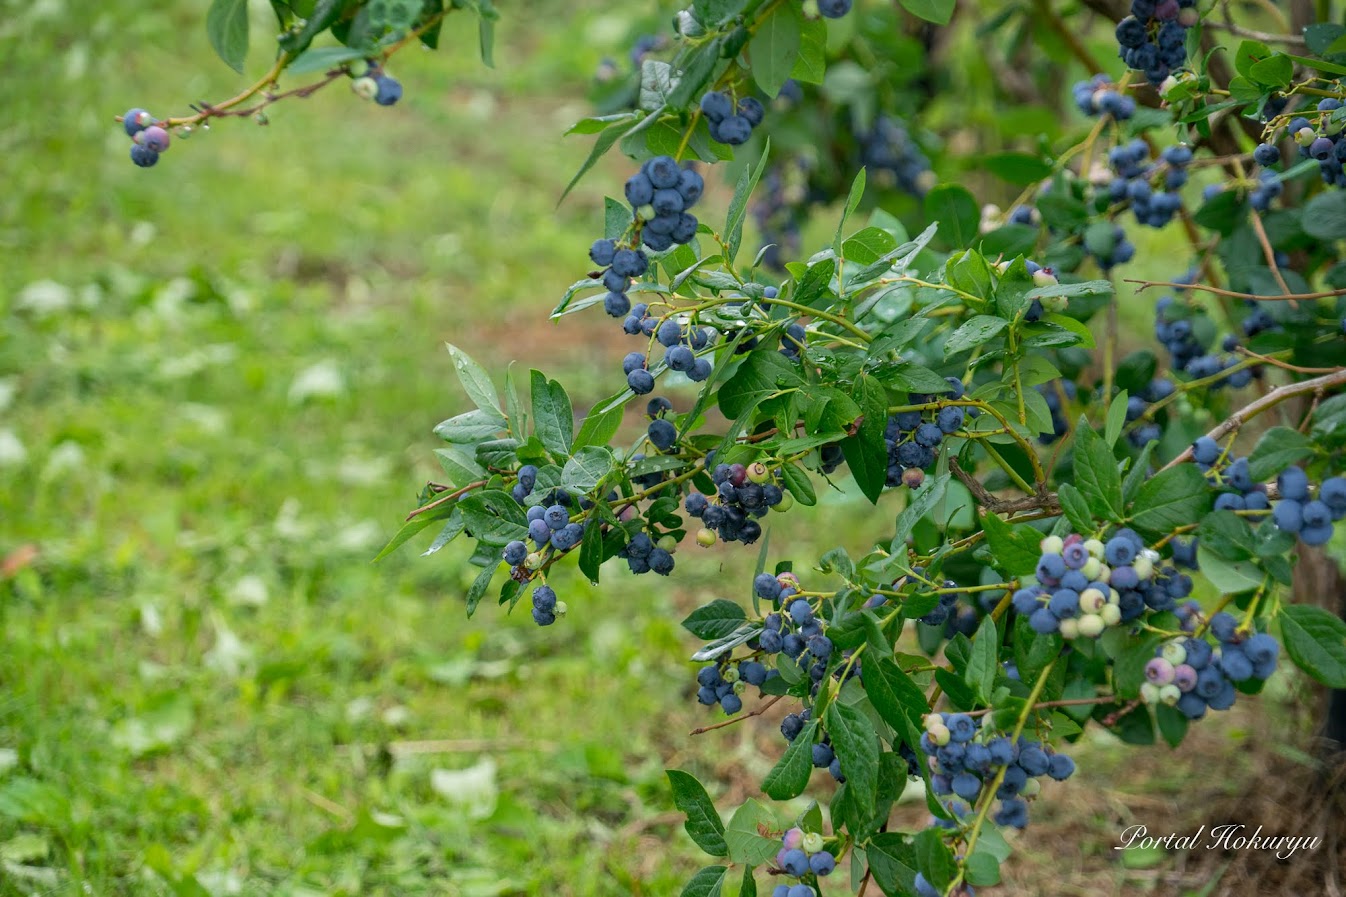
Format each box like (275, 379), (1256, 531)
(524, 552), (544, 571)
(1295, 126), (1317, 146)
(1080, 589), (1107, 614)
(1032, 269), (1058, 288)
(1140, 682), (1161, 704)
(349, 59), (371, 77)
(637, 203), (656, 221)
(1083, 538), (1105, 559)
(352, 76), (379, 100)
(1100, 604), (1122, 626)
(554, 601), (568, 616)
(733, 679), (747, 695)
(658, 534), (677, 553)
(1021, 777), (1041, 797)
(723, 666), (740, 684)
(1133, 556), (1154, 580)
(1161, 641), (1187, 666)
(1058, 617), (1081, 640)
(696, 528), (717, 547)
(1081, 557), (1103, 580)
(801, 832), (825, 854)
(1159, 683), (1182, 706)
(772, 491), (795, 512)
(1077, 614), (1106, 638)
(1039, 535), (1064, 555)
(928, 723), (951, 746)
(747, 461), (770, 483)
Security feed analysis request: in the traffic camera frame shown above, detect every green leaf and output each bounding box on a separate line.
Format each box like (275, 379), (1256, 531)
(790, 16), (827, 83)
(965, 852), (1002, 886)
(899, 0), (954, 25)
(465, 564), (496, 617)
(561, 446), (615, 493)
(1104, 390), (1128, 448)
(287, 46), (366, 75)
(861, 655), (929, 737)
(448, 344), (503, 418)
(1013, 615), (1062, 684)
(748, 4), (802, 97)
(1279, 605), (1346, 688)
(980, 152), (1052, 186)
(944, 315), (1007, 358)
(1056, 482), (1095, 534)
(924, 184), (980, 249)
(718, 350), (802, 419)
(206, 0), (249, 73)
(682, 599), (749, 640)
(277, 0), (342, 55)
(680, 866), (728, 897)
(1154, 704), (1188, 749)
(530, 370), (573, 459)
(1129, 464), (1212, 540)
(1247, 53), (1293, 87)
(825, 702), (880, 811)
(573, 395), (626, 451)
(374, 515), (439, 562)
(1303, 190), (1346, 240)
(725, 800), (781, 864)
(561, 115), (643, 203)
(833, 168), (868, 255)
(1247, 426), (1315, 481)
(434, 408), (505, 444)
(578, 517), (605, 583)
(892, 473), (948, 550)
(842, 374), (890, 504)
(866, 832), (918, 897)
(1072, 419), (1124, 522)
(781, 462), (817, 506)
(913, 827), (957, 889)
(726, 140), (772, 262)
(1197, 547), (1265, 593)
(762, 720), (817, 799)
(667, 770), (728, 857)
(457, 489), (528, 546)
(982, 513), (1042, 576)
(965, 615), (998, 704)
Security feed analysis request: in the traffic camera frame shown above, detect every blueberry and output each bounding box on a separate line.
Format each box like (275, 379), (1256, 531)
(625, 172), (655, 206)
(914, 422), (944, 447)
(699, 91), (733, 123)
(812, 742), (834, 767)
(130, 144), (160, 167)
(737, 97), (765, 126)
(649, 547), (675, 575)
(622, 352), (647, 376)
(533, 585), (558, 612)
(643, 155), (682, 190)
(947, 713), (977, 742)
(1191, 436), (1221, 465)
(1017, 744), (1050, 776)
(780, 848), (808, 877)
(666, 345), (695, 372)
(503, 540), (528, 566)
(685, 493), (709, 517)
(603, 291), (631, 317)
(781, 713), (804, 741)
(721, 693), (743, 714)
(817, 0), (853, 16)
(1301, 523), (1335, 546)
(590, 239), (617, 266)
(677, 168), (704, 205)
(1047, 754), (1075, 780)
(809, 851), (835, 876)
(1254, 143), (1281, 166)
(528, 518), (550, 544)
(543, 505), (570, 530)
(374, 74), (403, 106)
(628, 369), (655, 394)
(140, 126), (170, 152)
(711, 115), (753, 145)
(1273, 498), (1304, 533)
(936, 406), (965, 434)
(532, 607), (556, 626)
(951, 772), (982, 801)
(1209, 611), (1238, 643)
(123, 108), (152, 137)
(740, 661), (768, 686)
(1302, 499), (1332, 529)
(656, 319), (682, 347)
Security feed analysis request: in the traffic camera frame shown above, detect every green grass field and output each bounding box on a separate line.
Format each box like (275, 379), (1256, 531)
(0, 1), (1339, 895)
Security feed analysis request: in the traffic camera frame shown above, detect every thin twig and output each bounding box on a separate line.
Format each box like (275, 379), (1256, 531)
(1126, 279), (1346, 302)
(406, 479), (488, 520)
(1159, 368), (1346, 472)
(690, 695), (783, 735)
(1235, 346), (1343, 374)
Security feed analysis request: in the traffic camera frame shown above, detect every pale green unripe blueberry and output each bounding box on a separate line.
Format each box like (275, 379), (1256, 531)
(1100, 604), (1122, 626)
(348, 59), (371, 77)
(1296, 126), (1317, 146)
(1133, 555), (1154, 581)
(733, 680), (747, 695)
(929, 724), (951, 746)
(1161, 641), (1187, 666)
(923, 713), (942, 732)
(773, 491), (794, 512)
(801, 832), (825, 854)
(1032, 269), (1058, 288)
(696, 528), (717, 547)
(1177, 6), (1198, 26)
(352, 76), (379, 100)
(747, 461), (771, 483)
(1041, 295), (1069, 314)
(637, 203), (656, 221)
(1021, 777), (1041, 797)
(1084, 539), (1105, 559)
(1081, 557), (1103, 580)
(1159, 684), (1182, 706)
(1095, 564), (1111, 584)
(1140, 682), (1161, 704)
(658, 534), (678, 553)
(1158, 75), (1179, 98)
(1039, 535), (1065, 555)
(723, 666), (740, 684)
(1058, 618), (1080, 640)
(1108, 588), (1120, 606)
(525, 552), (544, 571)
(1077, 614), (1106, 638)
(1080, 588), (1107, 612)
(555, 601), (568, 616)
(992, 260), (1011, 276)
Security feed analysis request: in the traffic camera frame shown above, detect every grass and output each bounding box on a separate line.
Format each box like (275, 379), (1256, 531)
(0, 0), (1341, 895)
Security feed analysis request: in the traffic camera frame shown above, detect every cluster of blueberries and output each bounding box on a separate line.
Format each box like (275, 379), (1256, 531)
(695, 656), (772, 715)
(621, 315), (715, 393)
(122, 109), (172, 168)
(616, 530), (678, 576)
(1141, 612), (1280, 719)
(1107, 140), (1191, 229)
(861, 115), (935, 197)
(1114, 0), (1198, 86)
(780, 710), (849, 784)
(1013, 530), (1194, 637)
(699, 90), (765, 147)
(625, 155), (705, 253)
(1260, 98), (1346, 189)
(1154, 297), (1258, 386)
(684, 461), (787, 545)
(921, 712), (1076, 832)
(770, 826), (837, 897)
(1121, 377), (1177, 447)
(1071, 74), (1137, 120)
(882, 380), (968, 489)
(1191, 437), (1275, 518)
(1271, 465), (1346, 547)
(349, 58), (403, 106)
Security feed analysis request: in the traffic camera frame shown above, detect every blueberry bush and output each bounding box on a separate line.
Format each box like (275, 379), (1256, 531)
(126, 0), (1346, 893)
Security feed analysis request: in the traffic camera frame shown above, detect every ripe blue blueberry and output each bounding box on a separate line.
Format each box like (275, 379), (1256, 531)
(711, 115), (753, 145)
(130, 145), (160, 167)
(140, 126), (170, 152)
(644, 155), (682, 190)
(666, 345), (695, 372)
(1321, 476), (1346, 515)
(677, 168), (704, 206)
(1047, 754), (1075, 780)
(788, 598), (814, 625)
(590, 239), (616, 266)
(628, 369), (655, 394)
(649, 547), (675, 575)
(812, 742), (834, 767)
(503, 541), (528, 566)
(533, 585), (558, 612)
(780, 848), (808, 877)
(1191, 436), (1221, 465)
(603, 291), (631, 317)
(648, 419), (677, 451)
(626, 172), (655, 206)
(374, 75), (403, 105)
(914, 873), (940, 897)
(1209, 611), (1238, 643)
(817, 0), (853, 16)
(656, 319), (683, 347)
(936, 406), (965, 434)
(1104, 537), (1137, 566)
(528, 518), (550, 544)
(740, 661), (768, 686)
(754, 572), (783, 600)
(544, 505), (569, 530)
(809, 851), (835, 876)
(737, 97), (765, 126)
(699, 91), (733, 122)
(123, 108), (152, 136)
(1302, 499), (1332, 529)
(721, 693), (743, 714)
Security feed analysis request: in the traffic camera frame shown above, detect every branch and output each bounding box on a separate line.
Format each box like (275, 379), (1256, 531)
(405, 479), (487, 520)
(1125, 278), (1346, 303)
(950, 458), (1061, 516)
(690, 695), (783, 735)
(1159, 368), (1346, 472)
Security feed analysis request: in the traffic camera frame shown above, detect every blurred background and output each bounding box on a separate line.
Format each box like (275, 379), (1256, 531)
(0, 0), (1337, 895)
